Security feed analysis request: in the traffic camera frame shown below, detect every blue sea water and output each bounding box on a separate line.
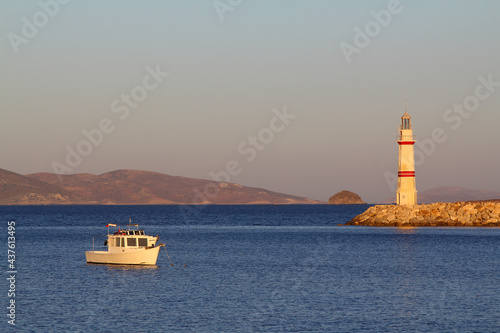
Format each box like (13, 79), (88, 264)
(1, 205), (499, 332)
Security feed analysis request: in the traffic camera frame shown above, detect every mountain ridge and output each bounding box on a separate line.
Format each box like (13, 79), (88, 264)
(0, 168), (87, 205)
(381, 186), (500, 204)
(0, 168), (324, 205)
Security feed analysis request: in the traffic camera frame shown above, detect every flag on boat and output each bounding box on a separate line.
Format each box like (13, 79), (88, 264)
(106, 224), (117, 227)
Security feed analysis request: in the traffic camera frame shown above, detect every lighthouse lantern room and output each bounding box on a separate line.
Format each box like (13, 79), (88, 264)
(396, 110), (417, 205)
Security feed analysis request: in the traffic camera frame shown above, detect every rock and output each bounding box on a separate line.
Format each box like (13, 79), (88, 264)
(482, 219), (498, 225)
(410, 217), (420, 224)
(425, 215), (435, 223)
(328, 190), (366, 205)
(475, 204), (485, 212)
(386, 214), (396, 222)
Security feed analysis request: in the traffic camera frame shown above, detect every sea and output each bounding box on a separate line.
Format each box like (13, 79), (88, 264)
(1, 204), (499, 332)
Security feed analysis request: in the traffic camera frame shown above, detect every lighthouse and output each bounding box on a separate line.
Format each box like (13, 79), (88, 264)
(396, 110), (417, 205)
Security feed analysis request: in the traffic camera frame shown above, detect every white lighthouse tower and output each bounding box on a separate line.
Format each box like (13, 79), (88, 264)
(396, 109), (417, 205)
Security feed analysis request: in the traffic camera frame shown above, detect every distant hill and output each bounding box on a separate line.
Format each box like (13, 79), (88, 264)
(0, 168), (324, 205)
(418, 186), (500, 204)
(381, 186), (500, 204)
(328, 190), (366, 204)
(0, 169), (86, 205)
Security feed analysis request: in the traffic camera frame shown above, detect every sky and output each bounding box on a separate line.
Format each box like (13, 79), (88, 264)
(1, 0), (499, 203)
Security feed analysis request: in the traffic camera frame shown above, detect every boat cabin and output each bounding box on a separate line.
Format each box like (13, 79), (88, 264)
(106, 224), (159, 252)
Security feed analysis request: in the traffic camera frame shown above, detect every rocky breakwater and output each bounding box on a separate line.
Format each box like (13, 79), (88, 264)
(346, 202), (500, 227)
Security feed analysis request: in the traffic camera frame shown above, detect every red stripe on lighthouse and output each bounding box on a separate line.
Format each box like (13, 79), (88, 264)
(398, 141), (415, 145)
(398, 171), (415, 177)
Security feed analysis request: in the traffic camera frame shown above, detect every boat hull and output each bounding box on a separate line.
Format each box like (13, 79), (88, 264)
(85, 246), (161, 265)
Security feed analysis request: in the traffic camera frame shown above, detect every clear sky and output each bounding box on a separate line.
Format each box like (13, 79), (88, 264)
(1, 0), (499, 203)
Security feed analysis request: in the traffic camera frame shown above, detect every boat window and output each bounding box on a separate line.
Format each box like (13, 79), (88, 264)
(115, 238), (120, 247)
(135, 230), (140, 235)
(121, 238), (125, 247)
(127, 238), (137, 247)
(138, 238), (148, 247)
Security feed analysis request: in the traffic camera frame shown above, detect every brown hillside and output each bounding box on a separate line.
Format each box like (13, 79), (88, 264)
(25, 169), (324, 205)
(0, 169), (86, 205)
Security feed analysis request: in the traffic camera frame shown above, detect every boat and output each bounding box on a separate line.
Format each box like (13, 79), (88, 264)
(86, 222), (164, 265)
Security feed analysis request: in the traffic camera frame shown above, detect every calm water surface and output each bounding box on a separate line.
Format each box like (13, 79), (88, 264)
(1, 205), (499, 332)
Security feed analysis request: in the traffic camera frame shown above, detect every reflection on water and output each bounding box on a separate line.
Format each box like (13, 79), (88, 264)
(85, 263), (159, 271)
(393, 228), (420, 322)
(396, 226), (417, 234)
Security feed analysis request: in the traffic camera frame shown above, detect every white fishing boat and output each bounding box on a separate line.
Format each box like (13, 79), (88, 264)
(86, 222), (167, 266)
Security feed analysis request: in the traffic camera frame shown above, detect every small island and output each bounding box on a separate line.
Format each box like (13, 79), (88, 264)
(346, 201), (500, 227)
(328, 190), (366, 205)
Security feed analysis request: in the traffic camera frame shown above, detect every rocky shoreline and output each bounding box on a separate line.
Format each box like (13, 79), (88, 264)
(346, 202), (500, 227)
